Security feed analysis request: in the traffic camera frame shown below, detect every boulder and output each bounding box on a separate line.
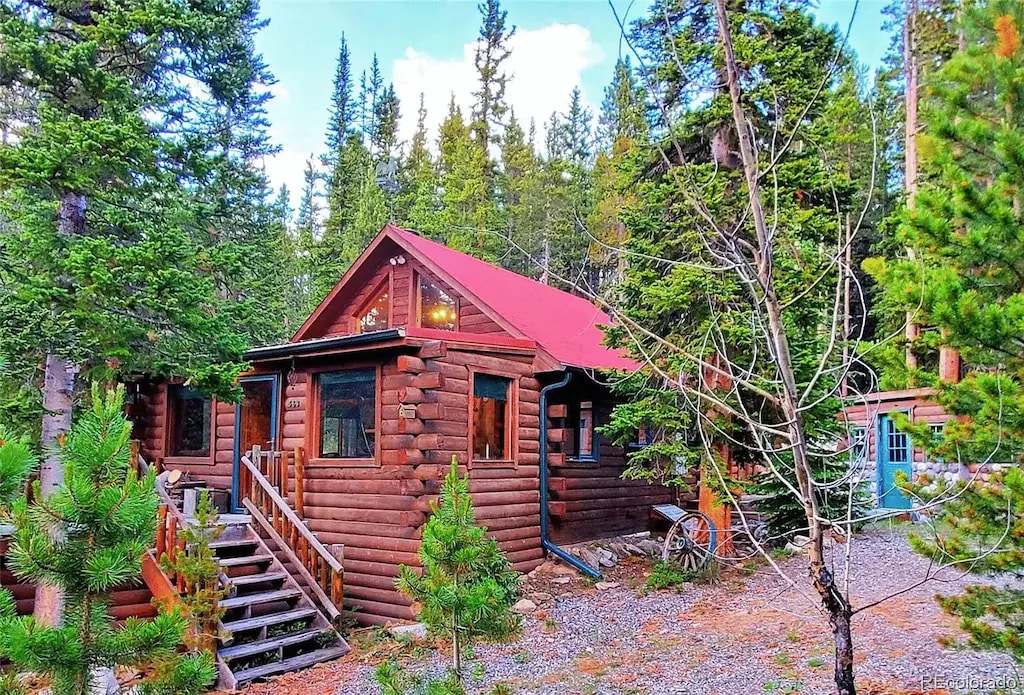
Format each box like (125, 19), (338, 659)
(579, 547), (601, 568)
(513, 598), (538, 614)
(597, 549), (618, 567)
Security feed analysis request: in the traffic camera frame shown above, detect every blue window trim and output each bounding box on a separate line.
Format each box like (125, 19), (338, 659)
(232, 374), (280, 513)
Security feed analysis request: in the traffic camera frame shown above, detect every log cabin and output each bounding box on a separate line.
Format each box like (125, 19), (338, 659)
(130, 223), (673, 630)
(840, 349), (968, 510)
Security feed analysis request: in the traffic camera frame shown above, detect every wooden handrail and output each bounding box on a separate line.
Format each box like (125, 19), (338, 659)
(240, 451), (344, 616)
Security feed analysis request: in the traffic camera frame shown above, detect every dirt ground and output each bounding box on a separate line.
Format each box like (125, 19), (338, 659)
(237, 525), (1021, 695)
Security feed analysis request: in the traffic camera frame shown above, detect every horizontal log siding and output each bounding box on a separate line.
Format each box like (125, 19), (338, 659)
(547, 398), (673, 544)
(135, 383), (234, 492)
(0, 566), (155, 621)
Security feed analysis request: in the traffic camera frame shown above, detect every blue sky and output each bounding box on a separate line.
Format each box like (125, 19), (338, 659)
(255, 0), (891, 199)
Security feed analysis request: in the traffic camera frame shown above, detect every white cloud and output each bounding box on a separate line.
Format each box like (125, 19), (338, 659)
(392, 23), (603, 151)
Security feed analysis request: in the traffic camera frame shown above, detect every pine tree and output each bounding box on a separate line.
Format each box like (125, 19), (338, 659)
(438, 98), (501, 260)
(597, 58), (648, 151)
(326, 34), (356, 159)
(0, 428), (36, 509)
(0, 385), (215, 695)
(397, 94), (441, 239)
(390, 458), (520, 684)
(0, 3), (267, 627)
(372, 84), (402, 160)
(159, 491), (228, 655)
(560, 87), (593, 165)
(471, 0), (516, 147)
(500, 110), (544, 278)
(871, 3), (1024, 663)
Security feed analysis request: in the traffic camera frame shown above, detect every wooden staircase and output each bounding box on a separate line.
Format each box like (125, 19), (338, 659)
(212, 526), (348, 688)
(140, 448), (350, 690)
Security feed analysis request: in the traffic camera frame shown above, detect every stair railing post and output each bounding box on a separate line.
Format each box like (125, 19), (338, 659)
(279, 450), (288, 499)
(294, 446), (305, 519)
(156, 504), (168, 557)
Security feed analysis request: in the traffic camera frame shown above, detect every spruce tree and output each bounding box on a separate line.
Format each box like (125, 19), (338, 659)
(397, 94), (442, 239)
(597, 58), (648, 151)
(0, 0), (270, 621)
(391, 459), (520, 684)
(0, 385), (215, 695)
(438, 98), (501, 260)
(871, 0), (1024, 664)
(471, 0), (516, 147)
(326, 34), (356, 158)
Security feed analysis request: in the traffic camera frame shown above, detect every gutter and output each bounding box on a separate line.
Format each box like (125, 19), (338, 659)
(539, 370), (602, 579)
(243, 328), (405, 361)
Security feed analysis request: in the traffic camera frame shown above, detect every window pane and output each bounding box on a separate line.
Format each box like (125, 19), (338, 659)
(473, 375), (510, 460)
(359, 289), (389, 332)
(887, 418), (909, 463)
(577, 401), (595, 459)
(169, 386), (211, 457)
(420, 277), (457, 331)
(319, 370), (376, 458)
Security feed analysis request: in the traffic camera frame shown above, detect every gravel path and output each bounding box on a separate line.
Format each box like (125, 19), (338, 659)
(240, 525), (1021, 695)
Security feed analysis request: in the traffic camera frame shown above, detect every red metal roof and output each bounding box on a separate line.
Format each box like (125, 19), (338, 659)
(387, 225), (638, 371)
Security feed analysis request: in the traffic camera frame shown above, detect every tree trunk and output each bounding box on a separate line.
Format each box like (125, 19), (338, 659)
(904, 0), (920, 372)
(714, 2), (856, 692)
(34, 352), (77, 626)
(34, 189), (86, 626)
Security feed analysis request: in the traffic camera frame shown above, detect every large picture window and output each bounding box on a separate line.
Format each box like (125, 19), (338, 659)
(472, 374), (512, 461)
(168, 386), (212, 458)
(319, 369), (376, 459)
(420, 275), (458, 331)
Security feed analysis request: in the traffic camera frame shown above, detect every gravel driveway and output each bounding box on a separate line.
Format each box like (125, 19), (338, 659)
(240, 524), (1022, 695)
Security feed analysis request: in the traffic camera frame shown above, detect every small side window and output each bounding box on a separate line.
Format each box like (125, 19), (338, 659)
(849, 426), (868, 462)
(571, 401), (598, 462)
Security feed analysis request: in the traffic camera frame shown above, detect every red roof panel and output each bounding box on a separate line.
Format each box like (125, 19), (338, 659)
(388, 225), (637, 371)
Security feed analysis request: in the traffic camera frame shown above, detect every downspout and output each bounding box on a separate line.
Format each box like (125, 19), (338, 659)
(539, 370), (602, 579)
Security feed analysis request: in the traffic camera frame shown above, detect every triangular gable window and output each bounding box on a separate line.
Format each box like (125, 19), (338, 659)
(358, 285), (389, 332)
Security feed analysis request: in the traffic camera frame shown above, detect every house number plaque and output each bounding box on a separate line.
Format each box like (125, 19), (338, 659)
(398, 404), (417, 419)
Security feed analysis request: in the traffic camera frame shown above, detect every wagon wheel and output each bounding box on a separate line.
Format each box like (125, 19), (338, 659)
(661, 511), (717, 572)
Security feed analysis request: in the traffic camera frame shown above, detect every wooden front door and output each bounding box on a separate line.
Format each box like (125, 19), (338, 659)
(877, 413), (912, 509)
(233, 376), (279, 511)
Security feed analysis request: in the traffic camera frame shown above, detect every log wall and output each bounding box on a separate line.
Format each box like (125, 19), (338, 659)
(272, 345), (543, 625)
(546, 386), (673, 544)
(843, 389), (962, 503)
(0, 564), (155, 621)
(134, 382), (236, 492)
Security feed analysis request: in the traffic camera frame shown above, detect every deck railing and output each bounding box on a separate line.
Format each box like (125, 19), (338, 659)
(239, 448), (344, 623)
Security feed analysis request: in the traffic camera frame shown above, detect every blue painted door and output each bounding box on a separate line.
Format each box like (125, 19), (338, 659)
(232, 375), (280, 512)
(877, 413), (912, 509)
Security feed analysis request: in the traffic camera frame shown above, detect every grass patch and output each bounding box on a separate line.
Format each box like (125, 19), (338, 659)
(645, 561), (693, 591)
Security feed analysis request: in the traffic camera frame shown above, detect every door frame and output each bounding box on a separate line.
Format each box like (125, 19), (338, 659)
(876, 410), (912, 509)
(232, 374), (281, 512)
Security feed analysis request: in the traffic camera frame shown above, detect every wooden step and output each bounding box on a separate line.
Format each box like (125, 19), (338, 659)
(218, 553), (274, 568)
(225, 571), (288, 591)
(221, 607), (317, 635)
(217, 628), (327, 663)
(231, 644), (350, 684)
(219, 588), (301, 610)
(209, 538), (259, 551)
